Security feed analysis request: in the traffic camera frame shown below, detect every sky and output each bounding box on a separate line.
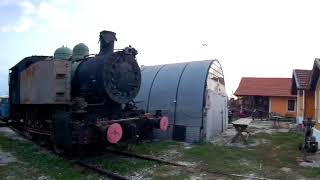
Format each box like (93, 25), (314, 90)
(1, 0), (320, 97)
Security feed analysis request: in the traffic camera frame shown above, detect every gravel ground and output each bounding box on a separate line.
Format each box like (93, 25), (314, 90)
(0, 127), (20, 167)
(0, 150), (16, 166)
(0, 127), (25, 141)
(211, 119), (292, 147)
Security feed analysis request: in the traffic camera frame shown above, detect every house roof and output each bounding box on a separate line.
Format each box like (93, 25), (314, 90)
(234, 77), (296, 97)
(291, 69), (312, 94)
(293, 69), (312, 89)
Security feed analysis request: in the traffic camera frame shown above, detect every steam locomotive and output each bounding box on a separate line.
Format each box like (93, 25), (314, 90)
(8, 31), (168, 153)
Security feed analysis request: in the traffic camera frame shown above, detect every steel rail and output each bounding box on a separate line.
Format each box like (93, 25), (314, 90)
(75, 161), (129, 180)
(105, 148), (189, 167)
(7, 125), (129, 180)
(105, 148), (271, 180)
(8, 125), (270, 180)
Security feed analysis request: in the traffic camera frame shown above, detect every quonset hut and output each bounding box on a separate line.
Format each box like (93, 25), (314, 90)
(135, 60), (228, 142)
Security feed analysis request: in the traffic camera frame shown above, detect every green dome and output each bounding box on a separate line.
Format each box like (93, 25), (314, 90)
(72, 43), (89, 60)
(53, 46), (72, 60)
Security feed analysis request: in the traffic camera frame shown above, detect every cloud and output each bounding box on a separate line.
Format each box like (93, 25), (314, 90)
(19, 0), (35, 15)
(2, 0), (320, 96)
(0, 0), (73, 33)
(0, 0), (36, 32)
(36, 2), (72, 30)
(13, 17), (34, 32)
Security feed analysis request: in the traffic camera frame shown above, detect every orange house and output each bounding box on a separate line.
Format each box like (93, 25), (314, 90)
(235, 77), (297, 118)
(291, 69), (315, 123)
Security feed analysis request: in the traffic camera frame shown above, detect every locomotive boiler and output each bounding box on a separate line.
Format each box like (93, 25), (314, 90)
(8, 31), (169, 153)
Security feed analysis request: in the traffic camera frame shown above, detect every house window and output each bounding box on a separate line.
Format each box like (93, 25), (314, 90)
(288, 100), (296, 111)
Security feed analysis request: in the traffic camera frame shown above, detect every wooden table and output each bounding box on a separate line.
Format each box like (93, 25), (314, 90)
(270, 115), (282, 128)
(231, 118), (252, 144)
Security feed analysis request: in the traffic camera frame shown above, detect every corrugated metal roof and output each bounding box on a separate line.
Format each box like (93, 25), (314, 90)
(135, 60), (215, 126)
(135, 59), (227, 142)
(234, 77), (296, 97)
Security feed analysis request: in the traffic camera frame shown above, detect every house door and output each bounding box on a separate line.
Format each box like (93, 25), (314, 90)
(254, 96), (269, 112)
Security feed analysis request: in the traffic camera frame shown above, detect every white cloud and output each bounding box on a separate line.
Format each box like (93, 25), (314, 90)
(1, 0), (73, 33)
(0, 0), (36, 32)
(13, 17), (34, 32)
(19, 0), (35, 15)
(2, 0), (320, 96)
(36, 2), (71, 28)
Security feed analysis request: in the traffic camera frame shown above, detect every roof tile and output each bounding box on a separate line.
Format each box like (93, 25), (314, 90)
(293, 69), (312, 89)
(234, 77), (296, 97)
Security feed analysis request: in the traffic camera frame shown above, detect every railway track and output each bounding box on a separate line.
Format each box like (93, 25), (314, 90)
(7, 125), (270, 180)
(104, 148), (271, 180)
(104, 148), (190, 167)
(75, 161), (129, 180)
(7, 125), (129, 180)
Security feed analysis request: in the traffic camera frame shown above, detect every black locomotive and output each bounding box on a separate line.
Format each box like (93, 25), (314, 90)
(8, 31), (168, 153)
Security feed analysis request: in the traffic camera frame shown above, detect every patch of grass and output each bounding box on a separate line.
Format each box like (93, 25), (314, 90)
(150, 165), (190, 180)
(183, 142), (260, 174)
(182, 132), (320, 179)
(301, 168), (320, 178)
(0, 135), (102, 180)
(93, 157), (156, 175)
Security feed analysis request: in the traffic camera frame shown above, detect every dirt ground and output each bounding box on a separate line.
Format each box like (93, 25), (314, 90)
(0, 127), (18, 167)
(210, 119), (291, 147)
(0, 150), (16, 166)
(0, 127), (25, 141)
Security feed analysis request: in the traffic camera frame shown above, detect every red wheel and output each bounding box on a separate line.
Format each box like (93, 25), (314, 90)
(107, 123), (123, 144)
(160, 116), (169, 131)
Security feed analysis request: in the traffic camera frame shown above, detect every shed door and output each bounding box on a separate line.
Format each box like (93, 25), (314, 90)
(206, 91), (227, 140)
(172, 125), (186, 141)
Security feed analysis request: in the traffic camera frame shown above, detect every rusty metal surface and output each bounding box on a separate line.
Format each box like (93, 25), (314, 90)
(9, 56), (50, 104)
(20, 60), (71, 104)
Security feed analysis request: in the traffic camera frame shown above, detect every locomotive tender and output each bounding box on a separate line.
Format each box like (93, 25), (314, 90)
(8, 31), (168, 153)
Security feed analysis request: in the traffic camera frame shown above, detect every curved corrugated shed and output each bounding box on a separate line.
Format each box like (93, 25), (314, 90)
(148, 63), (187, 124)
(135, 60), (214, 122)
(136, 65), (164, 110)
(135, 59), (226, 142)
(175, 60), (213, 127)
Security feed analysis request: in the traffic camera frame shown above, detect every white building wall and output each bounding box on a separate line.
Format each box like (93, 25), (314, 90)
(204, 61), (228, 141)
(313, 78), (320, 149)
(296, 90), (304, 124)
(205, 90), (228, 141)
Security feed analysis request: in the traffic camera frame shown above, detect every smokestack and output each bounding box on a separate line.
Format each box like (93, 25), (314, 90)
(99, 31), (117, 55)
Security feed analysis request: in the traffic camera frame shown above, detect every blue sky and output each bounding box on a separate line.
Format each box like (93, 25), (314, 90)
(1, 0), (320, 96)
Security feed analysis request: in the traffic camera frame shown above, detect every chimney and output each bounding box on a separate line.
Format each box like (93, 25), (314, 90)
(99, 31), (117, 55)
